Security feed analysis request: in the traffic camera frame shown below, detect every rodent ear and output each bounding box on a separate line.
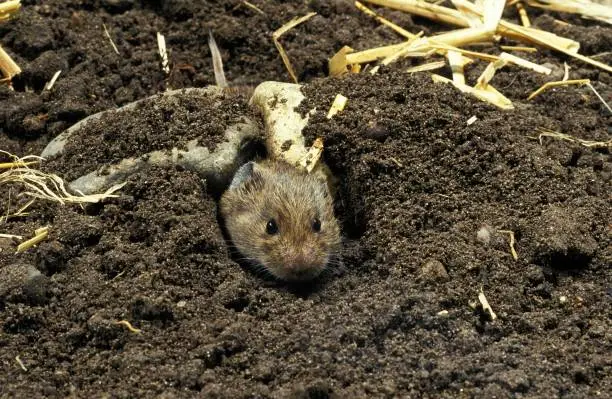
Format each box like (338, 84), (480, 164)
(229, 161), (259, 189)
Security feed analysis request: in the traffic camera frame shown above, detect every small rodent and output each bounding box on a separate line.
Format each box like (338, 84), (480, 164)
(219, 160), (341, 282)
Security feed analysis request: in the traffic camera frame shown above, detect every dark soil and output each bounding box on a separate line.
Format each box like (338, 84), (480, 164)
(1, 1), (611, 398)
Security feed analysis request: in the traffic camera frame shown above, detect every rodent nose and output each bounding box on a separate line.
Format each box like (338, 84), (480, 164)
(288, 246), (320, 271)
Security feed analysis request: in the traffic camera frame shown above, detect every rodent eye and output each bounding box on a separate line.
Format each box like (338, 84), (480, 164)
(266, 219), (279, 235)
(312, 218), (321, 232)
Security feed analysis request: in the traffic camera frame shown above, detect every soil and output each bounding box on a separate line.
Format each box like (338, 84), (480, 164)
(1, 1), (611, 398)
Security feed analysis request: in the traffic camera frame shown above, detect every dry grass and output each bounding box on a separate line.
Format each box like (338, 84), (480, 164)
(534, 128), (612, 148)
(1, 151), (125, 250)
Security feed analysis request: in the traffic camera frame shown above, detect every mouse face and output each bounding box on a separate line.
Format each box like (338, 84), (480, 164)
(219, 160), (341, 281)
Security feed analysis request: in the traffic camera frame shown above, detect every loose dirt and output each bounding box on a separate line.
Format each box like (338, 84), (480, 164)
(1, 1), (610, 397)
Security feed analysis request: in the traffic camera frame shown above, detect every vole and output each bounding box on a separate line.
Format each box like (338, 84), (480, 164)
(219, 160), (341, 282)
(209, 33), (342, 281)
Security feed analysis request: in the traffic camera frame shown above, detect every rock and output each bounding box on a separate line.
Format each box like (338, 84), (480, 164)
(41, 86), (261, 195)
(42, 82), (325, 196)
(419, 258), (449, 282)
(0, 263), (49, 305)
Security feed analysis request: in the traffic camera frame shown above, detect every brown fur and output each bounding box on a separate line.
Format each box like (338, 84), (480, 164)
(219, 160), (341, 281)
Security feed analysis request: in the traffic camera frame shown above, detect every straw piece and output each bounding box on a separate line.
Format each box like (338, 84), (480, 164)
(500, 45), (537, 52)
(451, 0), (580, 53)
(0, 233), (22, 239)
(475, 59), (507, 89)
(16, 227), (48, 253)
(355, 1), (419, 39)
(406, 60), (447, 73)
(586, 82), (612, 114)
(208, 32), (228, 88)
(432, 73), (514, 110)
(327, 94), (348, 119)
(498, 229), (518, 260)
(156, 32), (170, 74)
(447, 50), (469, 84)
(242, 1), (265, 14)
(478, 288), (497, 320)
(482, 0), (506, 31)
(272, 12), (317, 39)
(504, 23), (612, 72)
(0, 45), (21, 80)
(527, 79), (589, 100)
(345, 26), (497, 65)
(115, 320), (142, 334)
(329, 46), (355, 76)
(15, 355), (27, 372)
(380, 34), (425, 66)
(429, 42), (500, 62)
(0, 161), (38, 169)
(467, 115), (478, 125)
(516, 2), (531, 27)
(499, 52), (551, 74)
(525, 0), (612, 25)
(363, 0), (473, 27)
(535, 127), (612, 149)
(103, 23), (120, 55)
(273, 12), (317, 83)
(44, 70), (62, 91)
(0, 0), (20, 20)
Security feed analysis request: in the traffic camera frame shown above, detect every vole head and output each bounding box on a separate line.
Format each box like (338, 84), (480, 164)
(219, 160), (341, 281)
